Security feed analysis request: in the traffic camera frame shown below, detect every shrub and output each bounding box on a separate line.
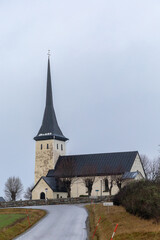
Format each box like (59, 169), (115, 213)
(113, 180), (160, 222)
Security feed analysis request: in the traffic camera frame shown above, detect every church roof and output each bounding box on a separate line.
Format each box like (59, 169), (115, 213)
(34, 57), (68, 142)
(32, 176), (67, 192)
(122, 171), (143, 179)
(42, 177), (57, 191)
(51, 151), (139, 178)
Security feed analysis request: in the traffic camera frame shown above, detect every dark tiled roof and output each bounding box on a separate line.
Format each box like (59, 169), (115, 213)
(52, 151), (138, 178)
(0, 197), (5, 202)
(46, 170), (55, 177)
(42, 177), (57, 191)
(34, 58), (68, 142)
(32, 176), (67, 192)
(43, 177), (67, 192)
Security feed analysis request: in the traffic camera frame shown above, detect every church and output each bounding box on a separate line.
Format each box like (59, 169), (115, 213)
(32, 55), (145, 200)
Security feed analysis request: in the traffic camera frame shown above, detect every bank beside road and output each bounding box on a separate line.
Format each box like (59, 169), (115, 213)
(0, 208), (46, 240)
(86, 203), (160, 240)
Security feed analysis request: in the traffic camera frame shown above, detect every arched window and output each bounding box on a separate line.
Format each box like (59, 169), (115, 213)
(40, 192), (45, 199)
(104, 179), (109, 192)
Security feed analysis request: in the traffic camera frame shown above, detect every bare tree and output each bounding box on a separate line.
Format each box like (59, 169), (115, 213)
(54, 157), (77, 198)
(83, 177), (96, 196)
(4, 177), (23, 201)
(149, 158), (160, 181)
(103, 164), (125, 195)
(80, 165), (97, 197)
(115, 175), (124, 191)
(140, 154), (160, 181)
(108, 176), (114, 195)
(24, 184), (34, 200)
(104, 175), (121, 195)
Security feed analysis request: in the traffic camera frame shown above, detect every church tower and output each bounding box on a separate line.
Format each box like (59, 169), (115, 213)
(34, 53), (68, 184)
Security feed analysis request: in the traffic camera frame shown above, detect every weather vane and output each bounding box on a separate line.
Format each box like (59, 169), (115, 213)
(47, 50), (51, 58)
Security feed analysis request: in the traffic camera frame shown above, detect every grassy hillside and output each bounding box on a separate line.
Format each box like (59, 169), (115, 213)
(86, 203), (160, 240)
(113, 180), (160, 223)
(0, 208), (46, 240)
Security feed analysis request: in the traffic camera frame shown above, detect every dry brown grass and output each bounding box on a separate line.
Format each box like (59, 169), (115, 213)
(86, 203), (160, 240)
(0, 208), (46, 240)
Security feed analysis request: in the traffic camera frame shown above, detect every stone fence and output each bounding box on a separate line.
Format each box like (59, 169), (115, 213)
(0, 196), (113, 208)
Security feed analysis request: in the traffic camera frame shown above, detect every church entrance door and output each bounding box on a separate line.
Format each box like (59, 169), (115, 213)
(40, 192), (45, 199)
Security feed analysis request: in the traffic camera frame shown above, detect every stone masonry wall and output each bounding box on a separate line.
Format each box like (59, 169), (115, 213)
(34, 139), (66, 184)
(0, 196), (111, 208)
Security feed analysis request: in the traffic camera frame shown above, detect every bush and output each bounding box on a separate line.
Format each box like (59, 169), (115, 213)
(113, 180), (160, 222)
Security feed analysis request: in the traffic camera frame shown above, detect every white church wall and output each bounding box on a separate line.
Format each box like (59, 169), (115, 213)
(130, 154), (145, 178)
(32, 178), (54, 200)
(71, 178), (85, 197)
(71, 176), (119, 197)
(135, 172), (144, 180)
(52, 192), (68, 199)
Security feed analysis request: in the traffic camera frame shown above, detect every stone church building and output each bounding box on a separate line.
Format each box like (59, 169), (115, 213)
(32, 56), (145, 200)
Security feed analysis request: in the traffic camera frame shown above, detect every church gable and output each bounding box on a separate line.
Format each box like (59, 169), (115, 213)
(32, 178), (54, 200)
(130, 153), (146, 178)
(32, 176), (68, 200)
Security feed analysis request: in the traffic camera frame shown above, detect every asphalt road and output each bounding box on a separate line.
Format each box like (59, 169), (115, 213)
(14, 205), (88, 240)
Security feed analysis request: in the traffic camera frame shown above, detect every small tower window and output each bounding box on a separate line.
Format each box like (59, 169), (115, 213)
(57, 144), (58, 149)
(41, 144), (43, 150)
(47, 144), (49, 149)
(61, 144), (63, 151)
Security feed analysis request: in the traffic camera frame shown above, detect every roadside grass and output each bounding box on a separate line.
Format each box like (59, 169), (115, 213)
(86, 203), (160, 240)
(0, 208), (46, 240)
(0, 213), (26, 228)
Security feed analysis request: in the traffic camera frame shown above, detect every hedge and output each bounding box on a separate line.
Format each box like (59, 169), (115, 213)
(113, 180), (160, 222)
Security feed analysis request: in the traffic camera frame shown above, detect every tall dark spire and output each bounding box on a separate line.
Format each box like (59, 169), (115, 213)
(34, 54), (68, 142)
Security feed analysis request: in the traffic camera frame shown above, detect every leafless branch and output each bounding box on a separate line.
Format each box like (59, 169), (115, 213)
(4, 176), (23, 201)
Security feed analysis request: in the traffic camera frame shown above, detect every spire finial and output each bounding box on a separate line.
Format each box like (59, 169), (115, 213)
(47, 50), (51, 58)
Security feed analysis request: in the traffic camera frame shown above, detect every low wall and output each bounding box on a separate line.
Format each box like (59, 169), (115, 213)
(0, 196), (112, 208)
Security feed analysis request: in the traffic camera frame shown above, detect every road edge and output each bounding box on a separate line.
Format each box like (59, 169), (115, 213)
(13, 209), (48, 240)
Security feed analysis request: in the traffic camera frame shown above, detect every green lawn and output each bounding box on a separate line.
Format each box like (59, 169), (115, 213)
(0, 213), (26, 228)
(0, 208), (46, 240)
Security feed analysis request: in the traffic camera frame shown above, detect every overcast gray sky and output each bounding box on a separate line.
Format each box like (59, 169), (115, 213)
(0, 0), (160, 197)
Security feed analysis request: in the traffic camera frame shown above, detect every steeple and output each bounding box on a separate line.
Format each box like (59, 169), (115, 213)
(34, 53), (68, 142)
